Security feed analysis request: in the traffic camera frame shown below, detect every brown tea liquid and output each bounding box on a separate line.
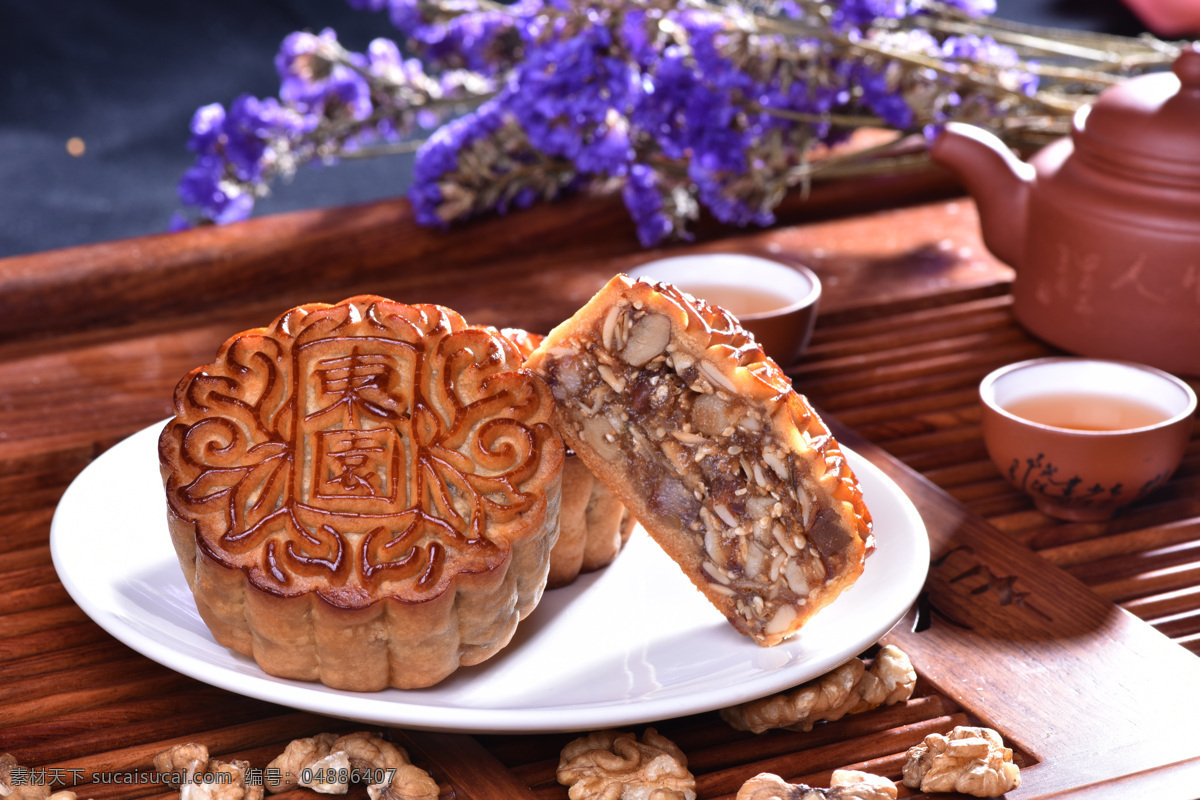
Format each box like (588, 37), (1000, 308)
(1003, 392), (1169, 431)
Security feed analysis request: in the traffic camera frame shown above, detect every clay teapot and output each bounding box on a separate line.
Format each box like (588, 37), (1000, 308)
(931, 47), (1200, 376)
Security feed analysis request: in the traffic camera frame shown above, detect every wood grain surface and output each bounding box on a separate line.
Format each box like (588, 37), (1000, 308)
(1, 183), (1197, 799)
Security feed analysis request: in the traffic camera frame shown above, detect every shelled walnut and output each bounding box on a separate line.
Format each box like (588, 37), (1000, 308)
(737, 770), (897, 800)
(720, 645), (916, 734)
(153, 743), (263, 800)
(556, 728), (697, 800)
(902, 726), (1021, 797)
(265, 732), (438, 799)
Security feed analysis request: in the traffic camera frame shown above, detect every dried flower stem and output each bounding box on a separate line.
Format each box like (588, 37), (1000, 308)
(338, 140), (428, 158)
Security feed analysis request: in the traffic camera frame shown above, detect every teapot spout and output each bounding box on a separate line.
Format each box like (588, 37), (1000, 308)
(931, 122), (1034, 269)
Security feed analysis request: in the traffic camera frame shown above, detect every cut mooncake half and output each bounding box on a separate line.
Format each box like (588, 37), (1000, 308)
(524, 275), (873, 645)
(159, 296), (564, 690)
(500, 327), (636, 588)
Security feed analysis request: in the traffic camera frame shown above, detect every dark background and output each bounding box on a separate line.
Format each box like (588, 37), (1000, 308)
(0, 0), (1150, 258)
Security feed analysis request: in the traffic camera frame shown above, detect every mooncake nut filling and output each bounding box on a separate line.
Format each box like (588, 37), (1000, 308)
(159, 296), (564, 690)
(524, 275), (873, 645)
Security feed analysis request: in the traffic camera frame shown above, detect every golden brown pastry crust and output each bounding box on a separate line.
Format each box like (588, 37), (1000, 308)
(500, 328), (635, 589)
(160, 296), (564, 690)
(524, 275), (872, 645)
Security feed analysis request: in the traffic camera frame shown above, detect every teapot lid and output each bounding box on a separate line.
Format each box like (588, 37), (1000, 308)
(1075, 45), (1200, 179)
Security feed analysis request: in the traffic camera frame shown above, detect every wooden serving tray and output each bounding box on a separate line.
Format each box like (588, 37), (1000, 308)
(1, 177), (1198, 799)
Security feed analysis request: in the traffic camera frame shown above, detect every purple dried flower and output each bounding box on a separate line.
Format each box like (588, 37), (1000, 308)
(433, 12), (515, 73)
(367, 37), (404, 73)
(853, 62), (916, 128)
(631, 49), (699, 160)
(277, 29), (373, 123)
(409, 100), (506, 226)
(672, 12), (761, 167)
(509, 21), (637, 177)
(831, 0), (908, 31)
(682, 11), (746, 93)
(942, 33), (1038, 94)
(688, 97), (747, 174)
(386, 0), (422, 34)
(276, 30), (336, 106)
(188, 102), (226, 154)
(629, 12), (754, 171)
(756, 70), (847, 142)
(942, 33), (1012, 64)
(178, 156), (254, 224)
(222, 94), (295, 181)
(620, 8), (656, 68)
(941, 0), (995, 17)
(688, 163), (775, 229)
(175, 92), (313, 225)
(380, 0), (528, 75)
(622, 164), (676, 247)
(575, 120), (633, 176)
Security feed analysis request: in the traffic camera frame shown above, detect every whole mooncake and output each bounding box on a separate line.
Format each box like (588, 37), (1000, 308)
(159, 296), (564, 690)
(524, 275), (873, 645)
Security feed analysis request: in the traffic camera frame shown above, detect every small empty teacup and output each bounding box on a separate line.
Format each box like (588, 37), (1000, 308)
(979, 357), (1196, 521)
(627, 253), (821, 365)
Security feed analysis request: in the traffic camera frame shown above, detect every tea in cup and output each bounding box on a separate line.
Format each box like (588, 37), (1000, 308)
(979, 358), (1196, 521)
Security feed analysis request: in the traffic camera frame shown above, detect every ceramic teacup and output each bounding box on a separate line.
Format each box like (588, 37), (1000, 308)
(979, 357), (1196, 521)
(627, 253), (821, 366)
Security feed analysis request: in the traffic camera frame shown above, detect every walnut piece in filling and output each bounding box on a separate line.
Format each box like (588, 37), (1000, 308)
(525, 275), (873, 645)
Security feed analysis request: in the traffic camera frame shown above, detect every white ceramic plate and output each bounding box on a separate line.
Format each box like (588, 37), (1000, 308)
(51, 421), (928, 734)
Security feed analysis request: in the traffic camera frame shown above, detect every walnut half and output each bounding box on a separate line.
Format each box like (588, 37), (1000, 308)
(556, 728), (697, 800)
(720, 645), (917, 734)
(736, 770), (897, 800)
(902, 726), (1021, 797)
(265, 732), (437, 799)
(153, 743), (263, 800)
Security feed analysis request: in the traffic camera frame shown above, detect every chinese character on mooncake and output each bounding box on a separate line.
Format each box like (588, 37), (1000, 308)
(159, 296), (564, 690)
